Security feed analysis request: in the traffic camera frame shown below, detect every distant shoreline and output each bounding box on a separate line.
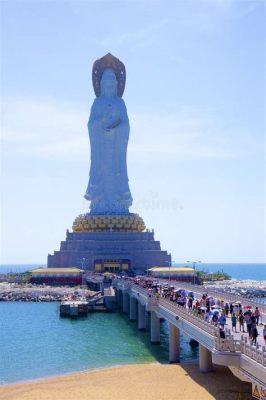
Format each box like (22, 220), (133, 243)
(0, 279), (265, 302)
(1, 262), (265, 280)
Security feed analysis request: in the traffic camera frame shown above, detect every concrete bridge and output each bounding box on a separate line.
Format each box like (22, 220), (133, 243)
(113, 279), (266, 391)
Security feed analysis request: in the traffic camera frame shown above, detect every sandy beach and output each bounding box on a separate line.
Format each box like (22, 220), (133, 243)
(0, 363), (252, 400)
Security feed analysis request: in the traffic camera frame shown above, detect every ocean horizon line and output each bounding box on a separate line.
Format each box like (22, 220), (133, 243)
(1, 262), (266, 266)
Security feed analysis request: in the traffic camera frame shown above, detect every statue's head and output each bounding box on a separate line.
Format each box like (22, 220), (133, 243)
(100, 68), (117, 96)
(92, 53), (126, 97)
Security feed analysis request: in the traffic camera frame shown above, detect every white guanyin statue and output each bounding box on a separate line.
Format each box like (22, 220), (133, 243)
(84, 53), (133, 214)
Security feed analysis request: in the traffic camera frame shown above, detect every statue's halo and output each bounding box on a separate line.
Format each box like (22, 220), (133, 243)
(92, 53), (126, 97)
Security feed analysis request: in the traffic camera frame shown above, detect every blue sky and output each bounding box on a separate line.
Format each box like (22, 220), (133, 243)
(1, 0), (265, 264)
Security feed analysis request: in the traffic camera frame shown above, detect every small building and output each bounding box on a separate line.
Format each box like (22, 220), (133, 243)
(147, 266), (198, 283)
(30, 268), (83, 285)
(94, 259), (130, 273)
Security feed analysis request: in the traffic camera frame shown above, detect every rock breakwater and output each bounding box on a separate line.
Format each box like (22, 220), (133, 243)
(0, 283), (96, 302)
(204, 279), (266, 298)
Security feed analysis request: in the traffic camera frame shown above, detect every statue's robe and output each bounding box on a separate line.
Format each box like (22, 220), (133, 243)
(85, 95), (132, 214)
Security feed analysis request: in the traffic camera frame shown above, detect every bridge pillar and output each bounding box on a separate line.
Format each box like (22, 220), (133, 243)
(129, 296), (137, 321)
(150, 311), (160, 343)
(122, 292), (129, 313)
(115, 288), (119, 304)
(117, 289), (123, 308)
(169, 323), (180, 363)
(199, 345), (213, 373)
(138, 302), (146, 330)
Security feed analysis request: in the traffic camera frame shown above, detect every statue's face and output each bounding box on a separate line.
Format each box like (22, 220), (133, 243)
(100, 68), (117, 96)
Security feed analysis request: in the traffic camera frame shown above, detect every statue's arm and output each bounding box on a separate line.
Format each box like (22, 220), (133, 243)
(88, 99), (101, 131)
(117, 99), (130, 133)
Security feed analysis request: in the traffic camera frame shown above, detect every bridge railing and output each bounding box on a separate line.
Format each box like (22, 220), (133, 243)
(202, 288), (266, 314)
(158, 297), (220, 337)
(114, 279), (266, 367)
(214, 337), (242, 352)
(241, 336), (266, 366)
(170, 281), (266, 313)
(129, 283), (220, 337)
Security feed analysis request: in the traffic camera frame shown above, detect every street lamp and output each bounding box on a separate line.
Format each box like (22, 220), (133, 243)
(167, 261), (171, 285)
(186, 260), (201, 285)
(78, 257), (89, 271)
(78, 257), (91, 275)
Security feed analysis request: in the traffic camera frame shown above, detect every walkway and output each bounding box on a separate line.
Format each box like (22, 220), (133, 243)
(113, 278), (266, 391)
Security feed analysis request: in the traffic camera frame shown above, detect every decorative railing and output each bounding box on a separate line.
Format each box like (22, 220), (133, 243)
(172, 281), (266, 313)
(203, 288), (266, 313)
(114, 279), (266, 367)
(241, 336), (266, 366)
(158, 297), (219, 337)
(129, 283), (219, 337)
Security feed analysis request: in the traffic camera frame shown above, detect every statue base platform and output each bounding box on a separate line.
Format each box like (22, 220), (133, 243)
(72, 213), (145, 232)
(47, 229), (171, 274)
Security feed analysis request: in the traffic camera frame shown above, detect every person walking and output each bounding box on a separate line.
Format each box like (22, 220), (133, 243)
(254, 307), (260, 325)
(219, 328), (225, 339)
(231, 313), (237, 332)
(245, 313), (252, 339)
(251, 324), (258, 345)
(238, 312), (245, 332)
(188, 297), (193, 309)
(263, 325), (266, 345)
(219, 314), (226, 330)
(224, 303), (229, 316)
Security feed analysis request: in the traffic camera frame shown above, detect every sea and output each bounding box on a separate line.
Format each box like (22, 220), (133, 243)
(0, 263), (265, 384)
(1, 263), (266, 280)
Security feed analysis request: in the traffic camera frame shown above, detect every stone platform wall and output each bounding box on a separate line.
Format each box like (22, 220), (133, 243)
(48, 230), (171, 274)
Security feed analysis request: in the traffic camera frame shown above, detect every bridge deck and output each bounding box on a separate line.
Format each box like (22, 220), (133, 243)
(114, 279), (266, 377)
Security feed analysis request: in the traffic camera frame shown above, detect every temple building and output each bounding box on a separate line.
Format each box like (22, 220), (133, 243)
(31, 268), (83, 285)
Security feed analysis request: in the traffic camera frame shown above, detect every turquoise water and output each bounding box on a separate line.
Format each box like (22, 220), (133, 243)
(0, 302), (198, 384)
(0, 262), (265, 384)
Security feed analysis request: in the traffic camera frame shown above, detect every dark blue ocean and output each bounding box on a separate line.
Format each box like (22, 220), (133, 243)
(1, 263), (265, 280)
(0, 263), (265, 384)
(174, 263), (266, 280)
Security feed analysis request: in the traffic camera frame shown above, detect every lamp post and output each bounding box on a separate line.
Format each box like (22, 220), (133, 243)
(78, 257), (90, 278)
(167, 261), (171, 285)
(77, 258), (88, 299)
(78, 257), (89, 272)
(186, 260), (201, 285)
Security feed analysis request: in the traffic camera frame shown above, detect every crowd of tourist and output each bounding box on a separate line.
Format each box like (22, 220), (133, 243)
(121, 276), (266, 346)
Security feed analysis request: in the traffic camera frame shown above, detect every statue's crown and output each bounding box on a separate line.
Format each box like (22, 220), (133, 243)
(92, 53), (126, 97)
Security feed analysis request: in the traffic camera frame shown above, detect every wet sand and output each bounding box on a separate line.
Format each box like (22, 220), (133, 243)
(0, 363), (252, 400)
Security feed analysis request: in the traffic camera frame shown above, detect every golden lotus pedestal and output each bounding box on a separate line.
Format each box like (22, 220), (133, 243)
(72, 213), (146, 232)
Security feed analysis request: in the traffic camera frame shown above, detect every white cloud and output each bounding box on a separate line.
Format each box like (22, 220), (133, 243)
(1, 97), (89, 159)
(129, 107), (236, 160)
(1, 97), (260, 162)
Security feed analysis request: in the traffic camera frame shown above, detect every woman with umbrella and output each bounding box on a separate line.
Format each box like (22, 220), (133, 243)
(211, 309), (219, 326)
